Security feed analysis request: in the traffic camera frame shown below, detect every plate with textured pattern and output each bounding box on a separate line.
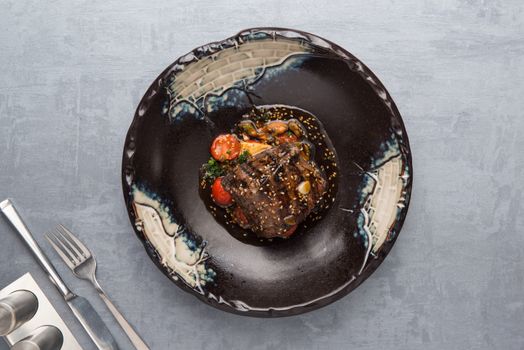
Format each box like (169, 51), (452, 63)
(122, 27), (412, 317)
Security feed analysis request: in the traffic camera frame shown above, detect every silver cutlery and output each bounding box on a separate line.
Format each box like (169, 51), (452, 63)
(0, 199), (119, 350)
(46, 224), (150, 350)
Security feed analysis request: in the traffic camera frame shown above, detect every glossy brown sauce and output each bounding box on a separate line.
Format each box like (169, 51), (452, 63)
(199, 105), (339, 246)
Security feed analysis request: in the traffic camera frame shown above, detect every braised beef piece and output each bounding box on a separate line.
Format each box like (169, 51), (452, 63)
(221, 143), (327, 238)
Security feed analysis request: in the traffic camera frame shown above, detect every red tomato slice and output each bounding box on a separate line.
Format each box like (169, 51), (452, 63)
(211, 134), (241, 161)
(211, 177), (233, 207)
(276, 133), (298, 144)
(281, 224), (298, 238)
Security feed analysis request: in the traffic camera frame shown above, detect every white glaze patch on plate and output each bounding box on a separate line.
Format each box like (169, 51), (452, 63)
(132, 188), (216, 292)
(354, 133), (410, 274)
(165, 37), (313, 119)
(363, 155), (407, 253)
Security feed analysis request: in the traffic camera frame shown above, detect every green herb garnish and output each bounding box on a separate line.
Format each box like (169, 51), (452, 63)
(203, 158), (224, 181)
(237, 150), (250, 164)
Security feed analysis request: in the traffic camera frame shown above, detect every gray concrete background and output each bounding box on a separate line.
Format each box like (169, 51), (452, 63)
(0, 1), (523, 349)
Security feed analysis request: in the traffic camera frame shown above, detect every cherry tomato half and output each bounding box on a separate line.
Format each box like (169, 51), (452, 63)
(211, 134), (241, 161)
(276, 132), (298, 144)
(211, 177), (233, 207)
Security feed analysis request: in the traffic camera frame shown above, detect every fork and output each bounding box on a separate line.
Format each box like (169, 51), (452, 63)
(46, 225), (150, 350)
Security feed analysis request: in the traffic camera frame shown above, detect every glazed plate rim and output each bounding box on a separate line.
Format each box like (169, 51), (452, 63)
(121, 27), (413, 317)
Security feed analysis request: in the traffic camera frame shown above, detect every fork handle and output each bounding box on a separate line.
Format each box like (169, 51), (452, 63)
(97, 290), (150, 350)
(0, 199), (74, 299)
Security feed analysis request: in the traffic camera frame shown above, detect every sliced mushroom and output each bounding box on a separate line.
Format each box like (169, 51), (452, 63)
(264, 120), (288, 135)
(238, 120), (259, 138)
(288, 119), (307, 138)
(299, 141), (315, 160)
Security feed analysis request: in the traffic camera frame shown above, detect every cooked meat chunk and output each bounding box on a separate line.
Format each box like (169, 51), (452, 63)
(221, 143), (327, 238)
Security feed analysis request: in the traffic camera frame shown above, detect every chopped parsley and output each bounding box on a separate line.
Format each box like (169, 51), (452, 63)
(237, 150), (250, 164)
(203, 158), (224, 181)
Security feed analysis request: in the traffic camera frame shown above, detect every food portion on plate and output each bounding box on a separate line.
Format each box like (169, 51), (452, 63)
(199, 105), (338, 240)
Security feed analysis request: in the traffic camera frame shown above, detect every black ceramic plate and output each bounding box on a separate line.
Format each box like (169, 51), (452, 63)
(122, 28), (412, 317)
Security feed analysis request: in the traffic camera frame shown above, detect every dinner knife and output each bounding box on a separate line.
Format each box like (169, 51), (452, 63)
(0, 199), (119, 350)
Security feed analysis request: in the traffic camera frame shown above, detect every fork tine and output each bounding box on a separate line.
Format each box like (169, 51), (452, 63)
(57, 224), (91, 259)
(45, 232), (78, 270)
(54, 226), (85, 261)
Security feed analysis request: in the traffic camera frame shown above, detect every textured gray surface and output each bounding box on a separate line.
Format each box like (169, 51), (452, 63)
(0, 0), (523, 349)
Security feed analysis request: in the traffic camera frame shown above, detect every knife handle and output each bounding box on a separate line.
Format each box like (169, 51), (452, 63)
(0, 199), (75, 300)
(98, 291), (149, 349)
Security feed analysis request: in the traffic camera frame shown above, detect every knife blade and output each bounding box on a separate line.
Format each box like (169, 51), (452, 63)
(0, 199), (119, 350)
(68, 296), (119, 350)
